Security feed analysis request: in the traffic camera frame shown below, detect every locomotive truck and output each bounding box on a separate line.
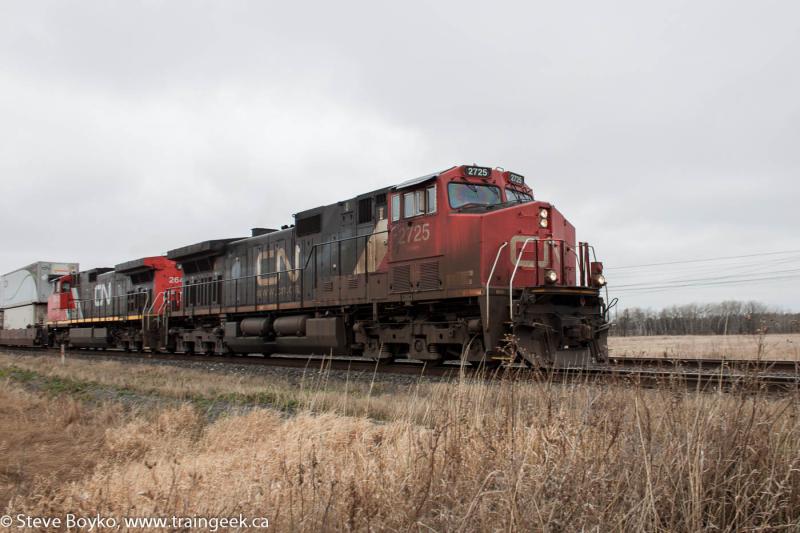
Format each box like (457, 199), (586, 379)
(0, 165), (609, 367)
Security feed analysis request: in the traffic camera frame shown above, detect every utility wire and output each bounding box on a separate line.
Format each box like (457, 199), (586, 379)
(610, 273), (800, 293)
(609, 255), (800, 280)
(611, 267), (800, 289)
(606, 249), (800, 271)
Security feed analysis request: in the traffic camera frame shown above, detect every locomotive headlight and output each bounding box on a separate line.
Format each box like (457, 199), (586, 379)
(539, 208), (549, 219)
(545, 270), (558, 284)
(539, 218), (549, 228)
(592, 273), (607, 287)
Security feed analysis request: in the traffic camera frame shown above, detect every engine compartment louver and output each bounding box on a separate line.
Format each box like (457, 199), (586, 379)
(390, 264), (412, 293)
(418, 261), (440, 291)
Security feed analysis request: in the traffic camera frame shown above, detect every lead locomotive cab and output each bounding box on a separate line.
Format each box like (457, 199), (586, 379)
(383, 165), (609, 366)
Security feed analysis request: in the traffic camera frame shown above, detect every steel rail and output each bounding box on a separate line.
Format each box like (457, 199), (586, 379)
(610, 356), (800, 373)
(2, 346), (798, 393)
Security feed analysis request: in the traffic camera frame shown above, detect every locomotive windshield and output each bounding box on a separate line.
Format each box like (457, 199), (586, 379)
(448, 182), (502, 209)
(506, 189), (533, 203)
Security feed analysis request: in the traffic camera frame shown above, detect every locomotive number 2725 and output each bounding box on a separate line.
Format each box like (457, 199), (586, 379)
(464, 166), (491, 177)
(396, 223), (431, 244)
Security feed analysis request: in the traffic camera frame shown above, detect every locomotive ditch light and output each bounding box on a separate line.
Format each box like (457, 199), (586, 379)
(592, 273), (607, 287)
(544, 270), (558, 284)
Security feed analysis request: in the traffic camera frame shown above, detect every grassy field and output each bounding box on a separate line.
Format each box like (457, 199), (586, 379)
(2, 351), (800, 531)
(610, 333), (800, 361)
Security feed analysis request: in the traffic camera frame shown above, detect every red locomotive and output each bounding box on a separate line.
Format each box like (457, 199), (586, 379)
(0, 165), (609, 366)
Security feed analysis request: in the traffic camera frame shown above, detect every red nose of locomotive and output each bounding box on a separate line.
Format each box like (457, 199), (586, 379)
(479, 201), (580, 289)
(428, 165), (608, 366)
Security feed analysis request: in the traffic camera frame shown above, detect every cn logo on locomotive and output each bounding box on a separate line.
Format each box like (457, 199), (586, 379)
(509, 235), (551, 268)
(93, 283), (112, 306)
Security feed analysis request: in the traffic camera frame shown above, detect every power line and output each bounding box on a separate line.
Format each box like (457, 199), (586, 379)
(606, 249), (800, 271)
(611, 267), (800, 289)
(610, 273), (800, 293)
(609, 255), (800, 280)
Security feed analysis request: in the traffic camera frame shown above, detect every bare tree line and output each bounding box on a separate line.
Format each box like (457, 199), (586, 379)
(611, 301), (800, 336)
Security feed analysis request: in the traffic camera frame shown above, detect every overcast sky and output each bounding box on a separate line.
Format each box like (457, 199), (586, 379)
(1, 0), (798, 310)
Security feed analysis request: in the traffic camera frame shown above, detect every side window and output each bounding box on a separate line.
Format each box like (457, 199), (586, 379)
(403, 192), (415, 218)
(404, 191), (426, 218)
(394, 185), (438, 221)
(414, 190), (425, 216)
(391, 194), (400, 222)
(426, 185), (437, 214)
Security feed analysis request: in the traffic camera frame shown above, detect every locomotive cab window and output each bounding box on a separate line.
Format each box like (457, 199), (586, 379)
(426, 185), (437, 214)
(403, 191), (424, 218)
(448, 182), (502, 209)
(391, 194), (400, 222)
(397, 185), (437, 220)
(506, 189), (533, 203)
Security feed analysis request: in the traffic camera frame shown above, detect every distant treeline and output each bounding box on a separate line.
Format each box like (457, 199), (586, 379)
(611, 301), (800, 336)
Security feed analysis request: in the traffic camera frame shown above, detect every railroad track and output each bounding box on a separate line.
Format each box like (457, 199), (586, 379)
(1, 346), (798, 393)
(610, 356), (800, 373)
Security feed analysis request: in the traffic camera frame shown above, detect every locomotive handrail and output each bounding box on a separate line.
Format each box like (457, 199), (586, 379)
(155, 291), (169, 315)
(70, 289), (150, 321)
(178, 230), (389, 291)
(177, 229), (390, 312)
(139, 291), (150, 340)
(300, 230), (389, 271)
(509, 237), (538, 321)
(143, 291), (160, 317)
(485, 241), (508, 331)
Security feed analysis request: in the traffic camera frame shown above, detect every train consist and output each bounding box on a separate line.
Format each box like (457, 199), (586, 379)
(0, 165), (609, 366)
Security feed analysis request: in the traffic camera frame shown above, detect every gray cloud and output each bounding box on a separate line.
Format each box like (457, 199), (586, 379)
(1, 0), (798, 310)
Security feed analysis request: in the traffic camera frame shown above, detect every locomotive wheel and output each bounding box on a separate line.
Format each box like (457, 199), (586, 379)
(453, 338), (486, 366)
(363, 341), (393, 362)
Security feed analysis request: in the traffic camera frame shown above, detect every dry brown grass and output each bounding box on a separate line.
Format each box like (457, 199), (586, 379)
(2, 351), (800, 531)
(0, 352), (444, 423)
(610, 333), (800, 361)
(0, 384), (128, 506)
